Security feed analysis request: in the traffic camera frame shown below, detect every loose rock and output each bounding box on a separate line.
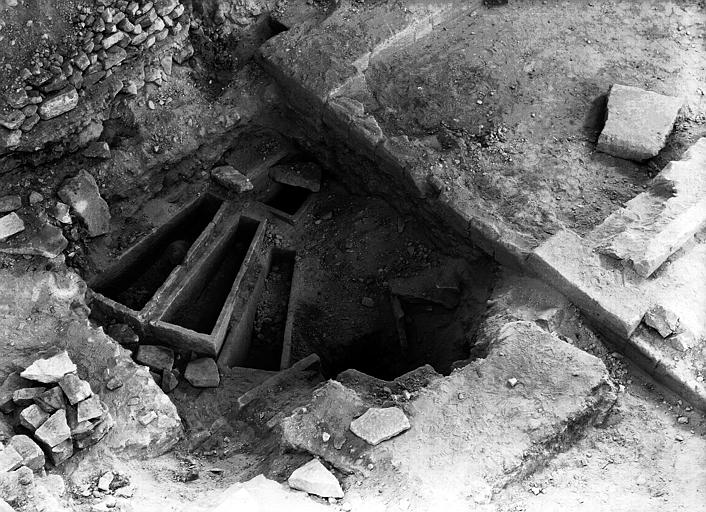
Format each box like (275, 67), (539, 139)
(0, 213), (25, 242)
(58, 374), (93, 405)
(0, 445), (22, 473)
(644, 305), (679, 338)
(38, 87), (79, 120)
(19, 404), (50, 431)
(184, 358), (220, 388)
(0, 196), (21, 214)
(211, 166), (253, 193)
(57, 171), (111, 237)
(135, 345), (174, 372)
(34, 409), (71, 448)
(20, 351), (77, 384)
(287, 458), (344, 499)
(269, 162), (322, 192)
(349, 407), (411, 446)
(8, 435), (45, 470)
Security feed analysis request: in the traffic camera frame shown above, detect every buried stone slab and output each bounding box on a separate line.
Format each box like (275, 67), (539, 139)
(349, 407), (411, 446)
(597, 84), (682, 161)
(287, 458), (344, 499)
(269, 162), (322, 192)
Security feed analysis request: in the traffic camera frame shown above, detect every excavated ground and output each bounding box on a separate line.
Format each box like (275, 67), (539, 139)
(0, 0), (704, 511)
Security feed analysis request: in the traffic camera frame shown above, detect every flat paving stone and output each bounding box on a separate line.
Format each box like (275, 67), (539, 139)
(349, 407), (411, 446)
(597, 84), (682, 161)
(21, 351), (77, 384)
(287, 458), (344, 499)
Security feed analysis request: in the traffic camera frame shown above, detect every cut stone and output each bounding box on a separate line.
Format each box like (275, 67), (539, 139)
(0, 212), (25, 241)
(644, 305), (679, 338)
(57, 170), (111, 237)
(0, 196), (21, 214)
(19, 404), (50, 431)
(349, 407), (411, 446)
(593, 137), (706, 278)
(269, 162), (322, 192)
(8, 435), (45, 470)
(184, 358), (220, 388)
(597, 84), (682, 161)
(287, 458), (344, 499)
(21, 351), (77, 384)
(136, 345), (174, 372)
(12, 387), (47, 407)
(211, 165), (254, 193)
(0, 445), (22, 473)
(38, 88), (79, 120)
(0, 373), (31, 413)
(58, 374), (93, 405)
(48, 438), (73, 466)
(76, 395), (104, 422)
(34, 409), (71, 448)
(33, 386), (67, 413)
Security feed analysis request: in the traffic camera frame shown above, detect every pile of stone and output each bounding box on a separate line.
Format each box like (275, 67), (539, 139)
(134, 343), (221, 392)
(0, 351), (114, 469)
(0, 0), (188, 145)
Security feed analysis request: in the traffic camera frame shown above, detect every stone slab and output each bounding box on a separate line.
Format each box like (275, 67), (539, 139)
(211, 474), (330, 512)
(0, 446), (22, 473)
(530, 229), (648, 338)
(597, 84), (682, 161)
(34, 409), (71, 448)
(269, 162), (322, 192)
(8, 435), (45, 470)
(0, 196), (21, 214)
(76, 395), (104, 423)
(0, 213), (24, 242)
(19, 404), (50, 431)
(21, 351), (77, 384)
(38, 88), (79, 121)
(349, 407), (410, 446)
(0, 222), (68, 259)
(211, 165), (254, 193)
(58, 374), (92, 405)
(0, 373), (31, 414)
(287, 458), (344, 499)
(135, 345), (174, 372)
(12, 387), (46, 407)
(34, 386), (67, 413)
(592, 137), (706, 277)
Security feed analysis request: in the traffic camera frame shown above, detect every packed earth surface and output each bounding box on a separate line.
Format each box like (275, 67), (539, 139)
(0, 0), (704, 511)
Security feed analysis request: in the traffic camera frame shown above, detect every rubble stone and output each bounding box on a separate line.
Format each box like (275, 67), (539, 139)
(19, 404), (50, 431)
(105, 324), (139, 349)
(83, 141), (111, 159)
(0, 196), (21, 214)
(21, 351), (77, 384)
(48, 202), (72, 224)
(38, 88), (79, 120)
(48, 438), (73, 466)
(161, 370), (178, 393)
(12, 388), (47, 407)
(76, 395), (103, 422)
(8, 435), (45, 470)
(0, 213), (25, 242)
(58, 374), (92, 405)
(349, 407), (410, 446)
(0, 128), (21, 151)
(57, 170), (111, 237)
(136, 345), (174, 372)
(0, 446), (22, 473)
(597, 84), (682, 161)
(34, 410), (71, 448)
(184, 358), (220, 388)
(0, 110), (24, 131)
(269, 162), (323, 192)
(287, 458), (343, 499)
(211, 166), (253, 193)
(644, 305), (679, 338)
(0, 374), (31, 414)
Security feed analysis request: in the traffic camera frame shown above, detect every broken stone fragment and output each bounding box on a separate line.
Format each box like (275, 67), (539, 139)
(58, 374), (93, 405)
(104, 46), (128, 69)
(0, 445), (22, 473)
(28, 191), (43, 205)
(670, 330), (699, 352)
(38, 87), (79, 120)
(57, 170), (111, 237)
(4, 88), (29, 109)
(269, 162), (323, 192)
(48, 202), (72, 224)
(597, 84), (682, 161)
(287, 458), (344, 499)
(155, 0), (179, 16)
(74, 410), (114, 450)
(106, 323), (139, 349)
(0, 109), (25, 131)
(0, 373), (31, 413)
(0, 213), (25, 242)
(82, 141), (111, 159)
(184, 358), (220, 388)
(0, 196), (21, 214)
(21, 351), (77, 384)
(136, 345), (174, 372)
(19, 404), (50, 431)
(0, 128), (21, 152)
(210, 166), (253, 193)
(34, 409), (71, 448)
(106, 377), (123, 391)
(13, 387), (47, 407)
(644, 305), (679, 338)
(161, 370), (178, 393)
(349, 407), (411, 446)
(8, 435), (45, 471)
(0, 222), (69, 259)
(49, 438), (73, 466)
(76, 395), (104, 423)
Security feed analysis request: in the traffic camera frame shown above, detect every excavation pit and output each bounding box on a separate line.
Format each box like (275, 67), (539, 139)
(261, 182), (313, 224)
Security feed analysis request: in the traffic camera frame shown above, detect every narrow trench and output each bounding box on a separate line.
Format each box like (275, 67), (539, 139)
(94, 196), (222, 311)
(163, 217), (260, 334)
(243, 249), (295, 370)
